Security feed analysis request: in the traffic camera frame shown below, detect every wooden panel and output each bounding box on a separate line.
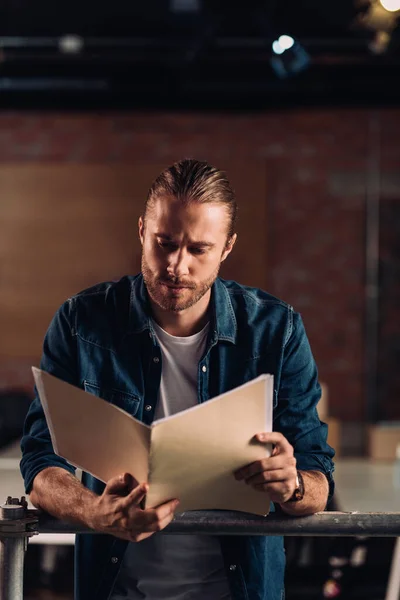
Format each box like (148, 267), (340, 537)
(218, 161), (268, 290)
(0, 164), (162, 359)
(0, 163), (267, 360)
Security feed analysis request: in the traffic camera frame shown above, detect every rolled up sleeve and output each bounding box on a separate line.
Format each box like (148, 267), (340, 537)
(274, 310), (335, 501)
(20, 298), (78, 493)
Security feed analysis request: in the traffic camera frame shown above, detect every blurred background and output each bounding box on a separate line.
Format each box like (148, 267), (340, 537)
(1, 0), (400, 598)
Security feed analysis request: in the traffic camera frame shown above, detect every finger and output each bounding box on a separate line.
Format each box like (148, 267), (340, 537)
(253, 481), (294, 502)
(146, 505), (177, 533)
(255, 432), (293, 453)
(141, 499), (180, 526)
(267, 454), (296, 471)
(140, 501), (178, 531)
(257, 454), (296, 474)
(105, 472), (139, 496)
(234, 460), (266, 481)
(235, 455), (296, 480)
(119, 472), (140, 495)
(122, 482), (149, 508)
(130, 508), (176, 542)
(245, 467), (295, 486)
(156, 509), (177, 531)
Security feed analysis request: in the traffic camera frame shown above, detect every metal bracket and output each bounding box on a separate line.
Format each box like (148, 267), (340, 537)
(0, 497), (38, 539)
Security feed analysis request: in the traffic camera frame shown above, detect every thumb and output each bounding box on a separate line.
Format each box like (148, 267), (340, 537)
(105, 472), (138, 496)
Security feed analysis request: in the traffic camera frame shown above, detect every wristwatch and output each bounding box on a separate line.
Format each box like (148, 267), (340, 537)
(287, 470), (305, 502)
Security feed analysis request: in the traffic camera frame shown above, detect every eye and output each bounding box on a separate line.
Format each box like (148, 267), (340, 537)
(158, 241), (178, 252)
(189, 247), (206, 255)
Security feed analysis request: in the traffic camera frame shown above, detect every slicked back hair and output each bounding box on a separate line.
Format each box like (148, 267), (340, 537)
(144, 159), (237, 241)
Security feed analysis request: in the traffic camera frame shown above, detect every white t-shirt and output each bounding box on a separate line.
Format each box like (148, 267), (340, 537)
(110, 321), (231, 600)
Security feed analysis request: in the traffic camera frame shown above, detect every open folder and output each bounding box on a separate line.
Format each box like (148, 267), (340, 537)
(32, 368), (273, 516)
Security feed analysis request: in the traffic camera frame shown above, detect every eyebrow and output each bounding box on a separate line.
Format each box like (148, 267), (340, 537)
(156, 233), (215, 248)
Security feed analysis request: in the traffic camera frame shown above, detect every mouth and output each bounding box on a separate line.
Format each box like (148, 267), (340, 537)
(159, 283), (187, 294)
(160, 280), (193, 290)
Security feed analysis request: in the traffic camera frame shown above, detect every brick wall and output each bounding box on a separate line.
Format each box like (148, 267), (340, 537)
(0, 109), (399, 428)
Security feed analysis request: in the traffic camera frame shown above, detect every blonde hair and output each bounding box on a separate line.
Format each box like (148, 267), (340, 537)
(145, 158), (237, 239)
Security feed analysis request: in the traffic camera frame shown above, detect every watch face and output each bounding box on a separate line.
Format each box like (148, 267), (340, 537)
(288, 471), (305, 502)
(292, 488), (304, 501)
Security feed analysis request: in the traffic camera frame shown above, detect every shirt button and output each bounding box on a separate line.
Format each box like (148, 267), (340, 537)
(202, 365), (207, 373)
(153, 357), (160, 363)
(229, 564), (237, 571)
(111, 557), (118, 564)
(145, 405), (152, 411)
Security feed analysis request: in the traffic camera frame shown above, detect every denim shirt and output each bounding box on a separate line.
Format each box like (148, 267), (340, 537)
(20, 274), (335, 600)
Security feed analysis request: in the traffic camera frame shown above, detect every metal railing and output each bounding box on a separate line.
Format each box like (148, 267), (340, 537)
(2, 496), (400, 600)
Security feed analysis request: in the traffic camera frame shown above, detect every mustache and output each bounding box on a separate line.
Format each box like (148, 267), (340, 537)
(158, 277), (196, 289)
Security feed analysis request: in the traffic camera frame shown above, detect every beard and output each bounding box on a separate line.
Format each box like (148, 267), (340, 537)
(141, 254), (220, 313)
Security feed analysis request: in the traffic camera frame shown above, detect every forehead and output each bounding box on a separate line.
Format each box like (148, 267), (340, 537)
(146, 196), (229, 239)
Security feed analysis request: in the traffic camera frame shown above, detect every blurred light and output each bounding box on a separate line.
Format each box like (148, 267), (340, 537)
(170, 0), (200, 12)
(272, 35), (295, 55)
(272, 41), (284, 54)
(58, 35), (84, 54)
(369, 30), (391, 53)
(278, 35), (295, 50)
(379, 0), (400, 12)
(270, 36), (310, 79)
(356, 1), (400, 54)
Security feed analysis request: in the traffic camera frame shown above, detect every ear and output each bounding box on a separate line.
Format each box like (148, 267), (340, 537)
(221, 233), (237, 263)
(138, 216), (145, 245)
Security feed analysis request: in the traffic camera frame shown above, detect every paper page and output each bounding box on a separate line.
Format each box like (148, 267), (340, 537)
(32, 367), (151, 485)
(146, 374), (273, 516)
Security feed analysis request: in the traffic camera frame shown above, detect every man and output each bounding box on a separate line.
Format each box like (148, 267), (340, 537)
(21, 158), (334, 600)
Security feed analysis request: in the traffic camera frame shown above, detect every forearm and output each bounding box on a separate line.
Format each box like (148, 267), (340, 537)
(30, 467), (98, 528)
(279, 470), (329, 516)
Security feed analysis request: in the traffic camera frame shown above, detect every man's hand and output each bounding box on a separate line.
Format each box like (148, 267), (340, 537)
(234, 432), (297, 504)
(88, 472), (179, 543)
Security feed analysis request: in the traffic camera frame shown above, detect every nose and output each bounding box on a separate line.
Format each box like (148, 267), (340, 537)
(167, 248), (190, 278)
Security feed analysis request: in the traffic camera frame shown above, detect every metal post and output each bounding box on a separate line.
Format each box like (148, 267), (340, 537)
(0, 497), (38, 600)
(385, 537), (400, 600)
(0, 537), (25, 600)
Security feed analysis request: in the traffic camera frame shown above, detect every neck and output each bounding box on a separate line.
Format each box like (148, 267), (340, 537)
(150, 291), (211, 337)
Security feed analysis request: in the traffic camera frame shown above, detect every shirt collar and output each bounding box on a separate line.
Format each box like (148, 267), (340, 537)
(128, 274), (152, 334)
(210, 277), (237, 344)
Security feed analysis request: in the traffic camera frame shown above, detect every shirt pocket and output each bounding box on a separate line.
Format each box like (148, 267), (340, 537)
(83, 380), (140, 417)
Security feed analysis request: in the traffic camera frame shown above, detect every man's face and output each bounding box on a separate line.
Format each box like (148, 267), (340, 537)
(139, 196), (235, 313)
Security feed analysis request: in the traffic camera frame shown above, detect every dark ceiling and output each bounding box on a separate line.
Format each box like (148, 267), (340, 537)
(0, 0), (399, 109)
